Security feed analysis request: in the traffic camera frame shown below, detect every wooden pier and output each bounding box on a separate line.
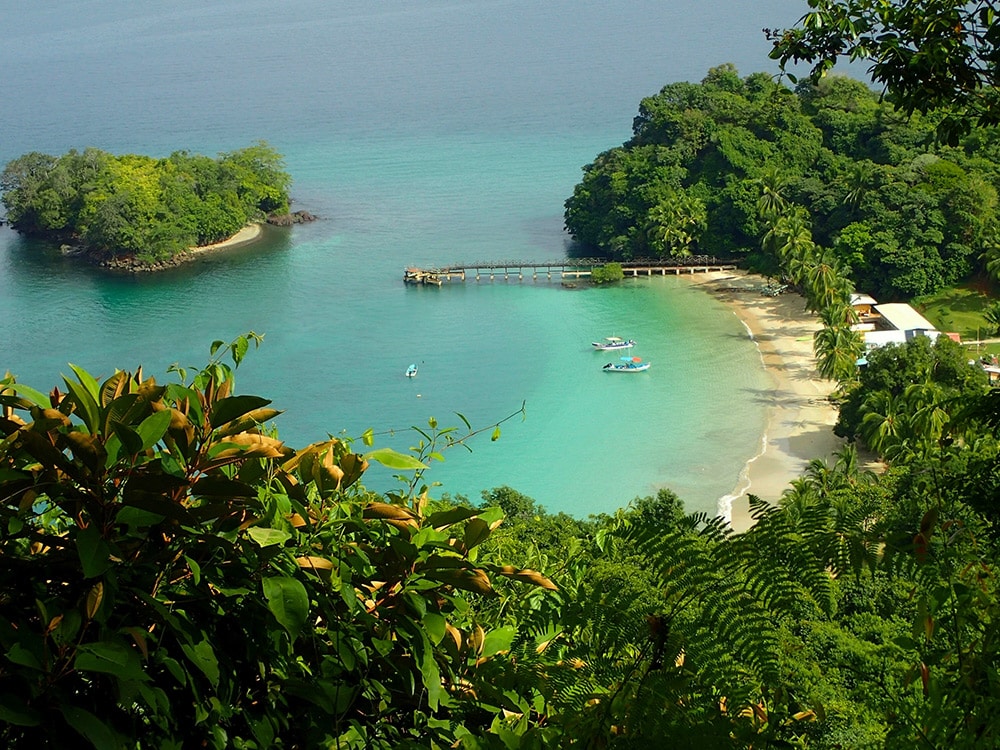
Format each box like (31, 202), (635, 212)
(403, 257), (738, 286)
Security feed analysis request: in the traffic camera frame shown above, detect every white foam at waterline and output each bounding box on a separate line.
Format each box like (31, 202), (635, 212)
(716, 310), (769, 527)
(716, 429), (768, 525)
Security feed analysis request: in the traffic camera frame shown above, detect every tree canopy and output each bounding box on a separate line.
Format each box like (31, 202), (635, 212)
(767, 0), (1000, 143)
(0, 142), (291, 263)
(563, 65), (1000, 299)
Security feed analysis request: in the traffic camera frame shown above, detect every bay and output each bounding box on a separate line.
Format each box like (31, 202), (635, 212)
(0, 0), (803, 515)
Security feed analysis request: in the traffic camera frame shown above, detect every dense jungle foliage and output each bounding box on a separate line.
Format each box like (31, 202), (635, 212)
(563, 65), (1000, 300)
(2, 332), (1000, 749)
(0, 142), (290, 262)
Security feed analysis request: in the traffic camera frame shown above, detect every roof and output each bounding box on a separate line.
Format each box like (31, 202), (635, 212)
(851, 293), (878, 306)
(873, 303), (937, 332)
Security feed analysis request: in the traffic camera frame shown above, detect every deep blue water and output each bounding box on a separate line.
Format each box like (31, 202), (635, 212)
(0, 0), (804, 515)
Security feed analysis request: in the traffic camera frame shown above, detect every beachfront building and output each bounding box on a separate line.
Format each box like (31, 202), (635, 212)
(858, 301), (941, 349)
(850, 293), (879, 320)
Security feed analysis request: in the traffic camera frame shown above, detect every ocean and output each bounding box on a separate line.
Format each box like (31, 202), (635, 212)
(0, 0), (804, 516)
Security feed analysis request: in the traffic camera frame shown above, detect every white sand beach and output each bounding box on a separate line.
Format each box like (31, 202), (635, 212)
(683, 270), (845, 531)
(188, 223), (263, 255)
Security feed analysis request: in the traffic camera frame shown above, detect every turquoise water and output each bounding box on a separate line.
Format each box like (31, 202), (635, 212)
(0, 0), (796, 516)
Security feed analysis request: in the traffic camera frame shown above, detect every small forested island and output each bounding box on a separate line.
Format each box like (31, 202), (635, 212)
(0, 141), (305, 271)
(564, 63), (1000, 300)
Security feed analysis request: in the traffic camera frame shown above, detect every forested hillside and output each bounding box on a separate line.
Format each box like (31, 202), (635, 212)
(564, 65), (1000, 300)
(2, 336), (999, 747)
(0, 142), (290, 264)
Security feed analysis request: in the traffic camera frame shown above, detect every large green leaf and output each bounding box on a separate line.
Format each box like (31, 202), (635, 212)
(363, 447), (427, 471)
(0, 694), (40, 726)
(111, 423), (143, 457)
(102, 392), (143, 434)
(481, 625), (516, 658)
(62, 373), (100, 434)
(263, 576), (309, 641)
(75, 641), (148, 682)
(413, 630), (443, 710)
(426, 506), (481, 529)
(136, 408), (172, 450)
(8, 383), (50, 408)
(179, 639), (220, 688)
(60, 705), (126, 750)
(463, 518), (492, 550)
(76, 525), (112, 579)
(209, 395), (272, 430)
(247, 527), (291, 548)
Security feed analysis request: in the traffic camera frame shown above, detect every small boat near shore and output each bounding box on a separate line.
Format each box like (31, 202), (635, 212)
(603, 357), (650, 373)
(592, 336), (635, 351)
(405, 363), (418, 378)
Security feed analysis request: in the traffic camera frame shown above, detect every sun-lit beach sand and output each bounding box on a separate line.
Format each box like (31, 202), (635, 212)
(684, 270), (845, 531)
(188, 223), (262, 255)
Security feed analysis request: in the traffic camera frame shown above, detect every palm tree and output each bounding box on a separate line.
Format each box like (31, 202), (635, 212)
(842, 160), (875, 210)
(983, 243), (1000, 284)
(859, 391), (907, 457)
(803, 247), (852, 313)
(832, 443), (876, 487)
(903, 381), (950, 447)
(813, 324), (864, 383)
(645, 192), (706, 257)
(818, 301), (859, 330)
(984, 300), (1000, 336)
(755, 166), (788, 222)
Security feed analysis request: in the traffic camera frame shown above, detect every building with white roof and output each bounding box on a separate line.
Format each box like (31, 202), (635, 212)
(859, 301), (941, 350)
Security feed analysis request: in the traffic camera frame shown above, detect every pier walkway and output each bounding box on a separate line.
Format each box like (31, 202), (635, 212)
(403, 257), (738, 286)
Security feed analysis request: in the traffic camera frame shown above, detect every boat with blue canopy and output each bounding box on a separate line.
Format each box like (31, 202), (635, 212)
(603, 356), (650, 373)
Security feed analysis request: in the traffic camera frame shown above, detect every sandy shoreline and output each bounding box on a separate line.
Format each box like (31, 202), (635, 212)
(682, 270), (844, 531)
(188, 223), (263, 254)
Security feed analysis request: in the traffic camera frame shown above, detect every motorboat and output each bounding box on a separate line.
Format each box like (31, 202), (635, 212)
(603, 356), (650, 372)
(405, 364), (418, 378)
(592, 336), (636, 350)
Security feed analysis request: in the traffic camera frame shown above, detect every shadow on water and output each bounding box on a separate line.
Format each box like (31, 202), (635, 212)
(3, 223), (293, 287)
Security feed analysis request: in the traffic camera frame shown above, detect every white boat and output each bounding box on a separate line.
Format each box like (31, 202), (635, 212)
(592, 336), (636, 351)
(405, 363), (418, 378)
(603, 357), (650, 373)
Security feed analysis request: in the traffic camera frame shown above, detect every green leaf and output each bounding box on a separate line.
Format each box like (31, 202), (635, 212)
(63, 371), (100, 434)
(426, 506), (481, 529)
(481, 626), (516, 658)
(9, 383), (50, 408)
(76, 525), (112, 579)
(423, 612), (447, 645)
(111, 422), (143, 457)
(247, 527), (291, 548)
(413, 631), (443, 710)
(364, 447), (427, 471)
(210, 395), (272, 430)
(0, 694), (40, 726)
(463, 518), (492, 550)
(263, 576), (309, 641)
(135, 408), (172, 450)
(60, 705), (126, 750)
(491, 426), (501, 442)
(75, 641), (148, 682)
(6, 642), (43, 670)
(231, 335), (249, 365)
(180, 639), (220, 688)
